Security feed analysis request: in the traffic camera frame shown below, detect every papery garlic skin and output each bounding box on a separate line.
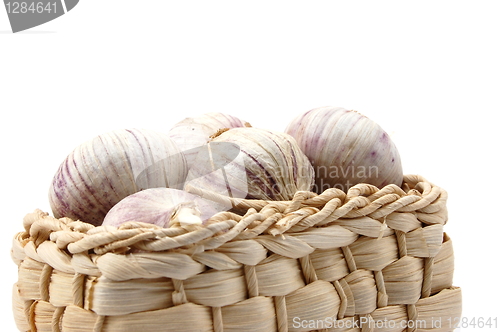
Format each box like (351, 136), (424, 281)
(49, 128), (188, 226)
(199, 127), (315, 201)
(168, 112), (250, 166)
(285, 106), (403, 192)
(183, 141), (249, 200)
(101, 188), (222, 229)
(168, 112), (253, 202)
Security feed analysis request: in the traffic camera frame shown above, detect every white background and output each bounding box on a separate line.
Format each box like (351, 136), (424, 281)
(1, 1), (499, 331)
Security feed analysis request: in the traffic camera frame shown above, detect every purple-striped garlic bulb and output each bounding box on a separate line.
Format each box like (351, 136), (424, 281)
(189, 127), (315, 201)
(285, 106), (403, 193)
(48, 128), (188, 226)
(102, 188), (223, 229)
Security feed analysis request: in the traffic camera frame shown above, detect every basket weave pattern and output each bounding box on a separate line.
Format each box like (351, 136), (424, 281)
(11, 175), (461, 332)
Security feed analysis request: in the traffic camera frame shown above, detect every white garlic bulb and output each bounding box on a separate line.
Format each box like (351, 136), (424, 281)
(102, 188), (222, 229)
(188, 127), (315, 201)
(285, 106), (403, 192)
(168, 112), (250, 166)
(49, 128), (188, 226)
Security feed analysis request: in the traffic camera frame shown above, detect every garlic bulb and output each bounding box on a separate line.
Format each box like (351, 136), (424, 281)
(102, 188), (222, 229)
(285, 106), (403, 192)
(168, 112), (250, 166)
(188, 127), (315, 201)
(49, 128), (188, 226)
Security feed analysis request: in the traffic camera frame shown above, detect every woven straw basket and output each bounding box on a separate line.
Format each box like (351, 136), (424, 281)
(11, 174), (461, 332)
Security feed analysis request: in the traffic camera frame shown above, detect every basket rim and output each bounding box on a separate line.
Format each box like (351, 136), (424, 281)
(12, 174), (448, 261)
